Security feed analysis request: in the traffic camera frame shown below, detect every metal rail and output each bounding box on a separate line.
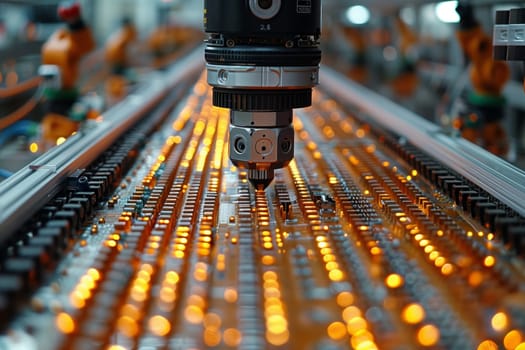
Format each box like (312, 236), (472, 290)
(0, 46), (205, 244)
(320, 65), (525, 217)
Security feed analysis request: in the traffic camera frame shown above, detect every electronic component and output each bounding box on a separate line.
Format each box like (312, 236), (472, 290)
(204, 0), (322, 189)
(1, 47), (525, 349)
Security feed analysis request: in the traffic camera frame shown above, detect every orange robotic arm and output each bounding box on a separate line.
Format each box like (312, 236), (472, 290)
(105, 19), (137, 71)
(456, 4), (510, 97)
(395, 16), (418, 56)
(457, 26), (509, 97)
(389, 15), (419, 97)
(454, 2), (510, 156)
(41, 2), (95, 90)
(40, 2), (95, 144)
(341, 26), (367, 83)
(342, 26), (366, 53)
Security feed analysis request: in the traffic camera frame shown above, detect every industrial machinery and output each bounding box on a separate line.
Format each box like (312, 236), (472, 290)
(454, 2), (510, 156)
(105, 18), (137, 101)
(494, 7), (525, 92)
(204, 0), (322, 189)
(1, 1), (525, 350)
(341, 25), (368, 84)
(39, 1), (95, 145)
(389, 14), (419, 98)
(1, 43), (525, 349)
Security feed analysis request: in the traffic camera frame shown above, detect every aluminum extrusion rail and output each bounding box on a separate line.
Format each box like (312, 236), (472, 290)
(320, 65), (525, 217)
(0, 46), (205, 243)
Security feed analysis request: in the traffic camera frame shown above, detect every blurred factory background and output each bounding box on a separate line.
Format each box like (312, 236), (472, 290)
(2, 2), (525, 349)
(0, 0), (204, 176)
(0, 0), (202, 44)
(323, 0), (525, 159)
(1, 0), (525, 178)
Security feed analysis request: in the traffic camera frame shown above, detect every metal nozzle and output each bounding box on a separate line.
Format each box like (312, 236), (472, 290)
(248, 168), (274, 190)
(229, 110), (294, 190)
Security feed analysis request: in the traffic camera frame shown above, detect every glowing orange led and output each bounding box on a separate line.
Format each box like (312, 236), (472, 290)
(402, 303), (425, 324)
(484, 256), (496, 267)
(130, 285), (148, 302)
(417, 324), (440, 347)
(107, 346), (127, 350)
(441, 263), (454, 276)
(56, 137), (67, 146)
(327, 321), (347, 340)
(504, 330), (523, 350)
(149, 315), (171, 336)
(185, 305), (204, 324)
(262, 255), (276, 265)
(121, 304), (140, 320)
(336, 291), (354, 307)
(204, 313), (222, 329)
(434, 256), (446, 268)
(370, 246), (382, 256)
(342, 306), (362, 322)
(56, 312), (75, 334)
(69, 290), (86, 309)
(347, 316), (368, 335)
(491, 312), (508, 332)
(224, 288), (238, 303)
(263, 242), (273, 250)
(266, 314), (288, 334)
(29, 142), (39, 153)
(264, 287), (281, 299)
(477, 340), (498, 350)
(160, 287), (176, 303)
(354, 340), (378, 350)
(429, 251), (440, 261)
(223, 328), (242, 347)
(385, 273), (404, 288)
(117, 316), (138, 337)
(328, 269), (344, 282)
(204, 327), (222, 347)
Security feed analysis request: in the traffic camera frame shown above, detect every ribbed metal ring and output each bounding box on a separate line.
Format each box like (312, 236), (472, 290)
(206, 64), (319, 89)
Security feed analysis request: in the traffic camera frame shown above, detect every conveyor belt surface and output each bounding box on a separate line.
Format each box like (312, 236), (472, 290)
(1, 64), (525, 350)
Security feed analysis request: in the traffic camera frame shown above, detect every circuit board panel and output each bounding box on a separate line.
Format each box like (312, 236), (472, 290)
(1, 73), (525, 350)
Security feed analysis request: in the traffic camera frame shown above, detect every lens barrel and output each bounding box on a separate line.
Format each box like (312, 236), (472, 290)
(204, 0), (321, 189)
(204, 0), (321, 111)
(204, 0), (320, 38)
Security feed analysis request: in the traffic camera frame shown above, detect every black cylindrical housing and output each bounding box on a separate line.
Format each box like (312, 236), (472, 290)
(204, 0), (322, 112)
(493, 10), (509, 60)
(507, 8), (525, 61)
(205, 46), (321, 67)
(204, 0), (321, 38)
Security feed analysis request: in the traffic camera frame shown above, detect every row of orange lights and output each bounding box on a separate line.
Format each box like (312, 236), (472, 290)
(288, 160), (345, 283)
(113, 263), (157, 340)
(326, 291), (380, 349)
(307, 106), (437, 348)
(56, 269), (103, 334)
(262, 270), (290, 346)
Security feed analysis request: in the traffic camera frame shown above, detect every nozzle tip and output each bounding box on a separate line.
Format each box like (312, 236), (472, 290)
(248, 168), (274, 191)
